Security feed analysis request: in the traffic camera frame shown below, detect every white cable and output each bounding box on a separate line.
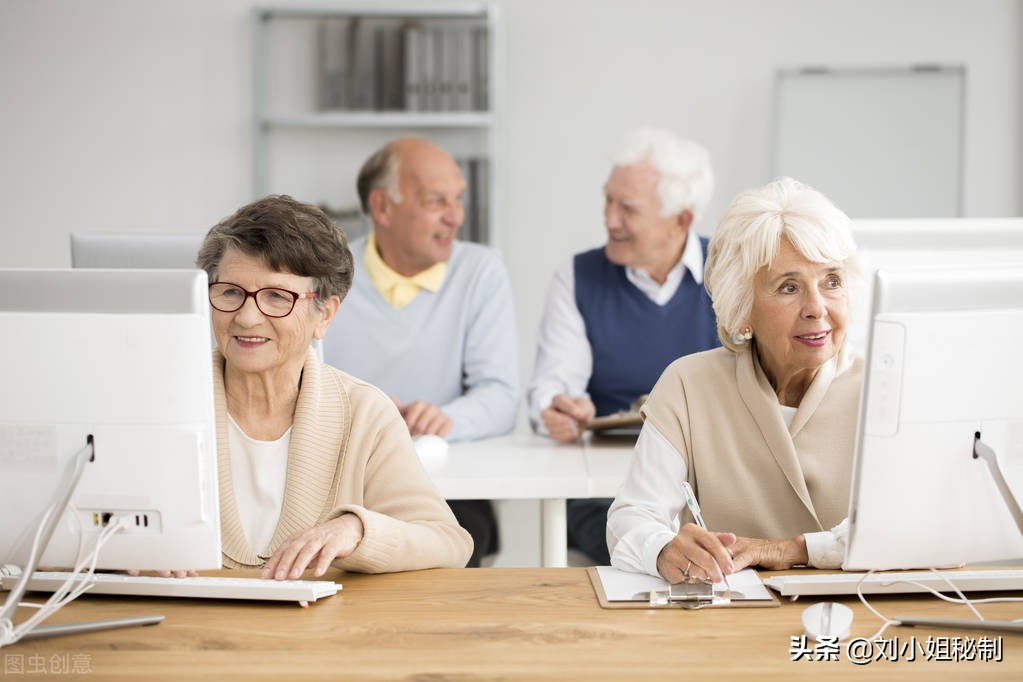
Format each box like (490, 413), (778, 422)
(857, 571), (901, 640)
(2, 515), (130, 646)
(858, 567), (1022, 640)
(0, 504), (58, 646)
(7, 519), (123, 642)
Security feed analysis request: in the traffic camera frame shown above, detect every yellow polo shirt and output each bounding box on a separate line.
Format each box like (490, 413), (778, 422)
(363, 232), (447, 309)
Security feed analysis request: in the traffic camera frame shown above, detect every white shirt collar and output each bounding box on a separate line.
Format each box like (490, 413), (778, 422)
(625, 230), (705, 305)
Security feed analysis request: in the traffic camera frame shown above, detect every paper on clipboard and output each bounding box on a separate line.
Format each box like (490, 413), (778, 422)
(588, 566), (779, 609)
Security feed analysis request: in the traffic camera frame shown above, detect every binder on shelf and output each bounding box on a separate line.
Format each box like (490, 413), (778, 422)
(451, 26), (472, 111)
(472, 25), (489, 111)
(374, 25), (405, 111)
(317, 18), (347, 110)
(348, 18), (376, 110)
(419, 28), (436, 111)
(403, 23), (424, 111)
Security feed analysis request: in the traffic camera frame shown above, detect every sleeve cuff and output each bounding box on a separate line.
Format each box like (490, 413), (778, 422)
(804, 522), (848, 569)
(641, 529), (677, 578)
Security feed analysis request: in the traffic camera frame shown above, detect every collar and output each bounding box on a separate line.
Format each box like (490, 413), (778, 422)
(621, 226), (703, 286)
(625, 230), (704, 302)
(364, 232), (447, 309)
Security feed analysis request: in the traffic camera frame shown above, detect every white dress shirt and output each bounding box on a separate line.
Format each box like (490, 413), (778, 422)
(607, 419), (846, 578)
(527, 230), (705, 431)
(227, 414), (291, 556)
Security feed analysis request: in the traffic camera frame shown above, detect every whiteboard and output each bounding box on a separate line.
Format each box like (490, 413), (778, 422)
(772, 66), (965, 218)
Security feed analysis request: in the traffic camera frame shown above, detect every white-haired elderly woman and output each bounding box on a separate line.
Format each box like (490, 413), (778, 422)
(607, 177), (862, 583)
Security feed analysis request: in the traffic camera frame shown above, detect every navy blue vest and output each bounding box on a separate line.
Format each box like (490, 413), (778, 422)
(574, 240), (720, 417)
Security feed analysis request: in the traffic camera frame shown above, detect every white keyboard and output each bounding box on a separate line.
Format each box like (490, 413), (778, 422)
(0, 566), (341, 604)
(765, 569), (1023, 597)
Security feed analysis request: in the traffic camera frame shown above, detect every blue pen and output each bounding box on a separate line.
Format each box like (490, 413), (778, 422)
(681, 481), (733, 594)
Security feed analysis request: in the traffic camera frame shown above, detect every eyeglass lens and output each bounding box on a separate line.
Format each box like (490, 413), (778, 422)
(209, 283), (297, 317)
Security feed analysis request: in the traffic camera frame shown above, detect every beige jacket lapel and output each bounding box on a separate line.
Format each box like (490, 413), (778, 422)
(215, 348), (346, 567)
(735, 347), (821, 527)
(266, 348), (346, 553)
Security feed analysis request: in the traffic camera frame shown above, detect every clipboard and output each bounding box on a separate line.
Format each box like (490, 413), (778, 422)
(585, 395), (646, 439)
(587, 566), (780, 610)
(585, 412), (643, 434)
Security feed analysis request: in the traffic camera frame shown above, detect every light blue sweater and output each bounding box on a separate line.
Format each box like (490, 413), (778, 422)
(323, 236), (519, 442)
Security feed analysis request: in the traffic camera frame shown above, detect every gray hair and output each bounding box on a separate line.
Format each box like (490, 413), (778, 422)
(356, 143), (402, 214)
(611, 128), (714, 222)
(197, 194), (355, 307)
(705, 177), (862, 352)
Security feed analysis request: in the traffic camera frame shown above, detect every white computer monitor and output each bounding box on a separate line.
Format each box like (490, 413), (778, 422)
(848, 218), (1023, 354)
(844, 264), (1023, 570)
(70, 232), (206, 269)
(0, 268), (221, 571)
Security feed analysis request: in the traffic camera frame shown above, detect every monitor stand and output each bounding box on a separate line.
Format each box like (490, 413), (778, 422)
(890, 435), (1023, 636)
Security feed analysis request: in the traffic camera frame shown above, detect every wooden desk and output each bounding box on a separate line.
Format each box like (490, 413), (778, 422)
(423, 434), (591, 567)
(4, 568), (1019, 680)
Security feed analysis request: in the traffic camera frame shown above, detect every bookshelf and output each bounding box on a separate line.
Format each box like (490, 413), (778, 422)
(251, 3), (500, 246)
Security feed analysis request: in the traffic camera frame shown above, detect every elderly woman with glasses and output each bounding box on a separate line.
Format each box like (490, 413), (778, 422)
(196, 194), (472, 578)
(607, 177), (862, 584)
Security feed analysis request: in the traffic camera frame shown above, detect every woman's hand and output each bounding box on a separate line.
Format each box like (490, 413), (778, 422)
(127, 569), (197, 578)
(262, 513), (365, 580)
(656, 522), (737, 583)
(729, 535), (808, 571)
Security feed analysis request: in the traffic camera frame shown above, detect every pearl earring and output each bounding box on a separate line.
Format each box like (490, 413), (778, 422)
(730, 328), (753, 345)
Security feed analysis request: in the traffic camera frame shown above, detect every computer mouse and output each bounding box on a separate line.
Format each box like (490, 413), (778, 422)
(802, 601), (854, 641)
(413, 434), (449, 460)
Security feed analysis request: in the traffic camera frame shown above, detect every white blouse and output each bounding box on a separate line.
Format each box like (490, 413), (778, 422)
(607, 416), (847, 578)
(227, 413), (291, 556)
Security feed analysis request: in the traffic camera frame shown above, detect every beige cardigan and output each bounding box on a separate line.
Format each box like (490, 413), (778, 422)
(642, 344), (863, 539)
(214, 348), (472, 572)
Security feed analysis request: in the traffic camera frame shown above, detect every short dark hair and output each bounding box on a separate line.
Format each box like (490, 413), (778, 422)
(196, 194), (355, 304)
(356, 143), (400, 213)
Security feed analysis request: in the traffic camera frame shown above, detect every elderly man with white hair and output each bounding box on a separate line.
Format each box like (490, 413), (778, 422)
(526, 128), (721, 565)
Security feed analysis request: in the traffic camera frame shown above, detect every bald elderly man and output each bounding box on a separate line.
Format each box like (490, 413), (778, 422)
(323, 137), (519, 567)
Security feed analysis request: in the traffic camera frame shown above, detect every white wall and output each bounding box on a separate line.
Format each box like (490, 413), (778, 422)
(2, 0), (1019, 365)
(1, 0), (1020, 563)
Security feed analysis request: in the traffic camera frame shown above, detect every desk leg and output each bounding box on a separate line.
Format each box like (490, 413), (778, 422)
(540, 498), (567, 567)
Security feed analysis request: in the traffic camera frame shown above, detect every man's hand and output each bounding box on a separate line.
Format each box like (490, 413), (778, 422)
(262, 513), (365, 580)
(540, 394), (596, 442)
(656, 522), (737, 584)
(394, 398), (453, 437)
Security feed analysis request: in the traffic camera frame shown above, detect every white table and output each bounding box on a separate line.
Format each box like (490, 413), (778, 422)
(421, 433), (634, 567)
(582, 434), (635, 497)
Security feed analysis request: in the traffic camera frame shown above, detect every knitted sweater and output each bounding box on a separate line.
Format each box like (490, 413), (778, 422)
(323, 237), (519, 442)
(214, 348), (473, 572)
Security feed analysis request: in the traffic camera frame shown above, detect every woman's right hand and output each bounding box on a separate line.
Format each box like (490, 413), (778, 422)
(656, 522), (736, 583)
